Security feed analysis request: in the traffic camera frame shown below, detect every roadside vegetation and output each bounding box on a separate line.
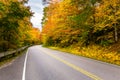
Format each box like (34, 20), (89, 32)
(0, 0), (41, 66)
(0, 0), (120, 66)
(48, 44), (120, 66)
(41, 0), (120, 65)
(0, 0), (41, 52)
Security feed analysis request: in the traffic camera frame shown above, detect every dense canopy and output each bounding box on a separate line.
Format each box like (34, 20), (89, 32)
(42, 0), (120, 47)
(0, 0), (41, 52)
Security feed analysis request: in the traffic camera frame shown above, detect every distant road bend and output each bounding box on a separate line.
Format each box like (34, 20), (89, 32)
(0, 45), (120, 80)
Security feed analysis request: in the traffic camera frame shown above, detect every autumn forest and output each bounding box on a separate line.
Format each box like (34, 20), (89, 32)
(42, 0), (120, 65)
(0, 0), (120, 65)
(0, 0), (41, 52)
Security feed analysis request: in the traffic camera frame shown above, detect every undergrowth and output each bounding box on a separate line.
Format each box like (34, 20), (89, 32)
(48, 45), (120, 66)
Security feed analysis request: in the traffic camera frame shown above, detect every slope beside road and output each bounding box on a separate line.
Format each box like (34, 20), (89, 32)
(0, 45), (120, 80)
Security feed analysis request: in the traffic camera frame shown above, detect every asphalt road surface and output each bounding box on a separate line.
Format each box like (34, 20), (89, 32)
(0, 45), (120, 80)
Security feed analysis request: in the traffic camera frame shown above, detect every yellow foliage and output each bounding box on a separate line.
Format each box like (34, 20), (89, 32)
(48, 45), (120, 66)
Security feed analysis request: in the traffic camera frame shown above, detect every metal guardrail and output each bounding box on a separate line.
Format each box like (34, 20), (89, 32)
(0, 46), (28, 58)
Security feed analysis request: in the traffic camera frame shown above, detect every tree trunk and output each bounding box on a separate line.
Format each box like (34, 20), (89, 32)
(114, 4), (118, 42)
(114, 24), (118, 42)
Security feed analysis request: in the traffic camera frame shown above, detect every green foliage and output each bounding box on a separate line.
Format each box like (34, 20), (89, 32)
(41, 0), (120, 65)
(42, 0), (120, 47)
(0, 0), (41, 52)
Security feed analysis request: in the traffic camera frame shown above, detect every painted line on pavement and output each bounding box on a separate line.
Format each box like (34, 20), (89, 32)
(22, 49), (29, 80)
(42, 50), (102, 80)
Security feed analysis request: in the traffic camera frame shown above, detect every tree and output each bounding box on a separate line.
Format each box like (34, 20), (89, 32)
(94, 0), (120, 43)
(0, 0), (33, 51)
(42, 0), (120, 47)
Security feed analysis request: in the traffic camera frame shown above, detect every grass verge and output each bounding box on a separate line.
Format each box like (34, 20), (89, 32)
(47, 45), (120, 66)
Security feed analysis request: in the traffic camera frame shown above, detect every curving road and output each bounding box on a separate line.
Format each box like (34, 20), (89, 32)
(0, 45), (120, 80)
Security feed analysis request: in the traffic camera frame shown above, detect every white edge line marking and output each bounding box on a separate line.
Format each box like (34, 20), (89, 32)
(22, 49), (29, 80)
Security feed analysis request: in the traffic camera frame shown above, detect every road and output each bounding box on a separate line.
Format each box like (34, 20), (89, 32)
(0, 45), (120, 80)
